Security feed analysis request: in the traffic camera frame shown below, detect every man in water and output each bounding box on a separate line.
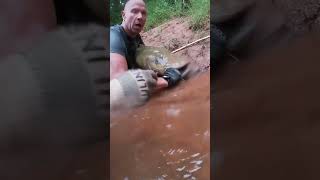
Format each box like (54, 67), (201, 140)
(110, 0), (183, 107)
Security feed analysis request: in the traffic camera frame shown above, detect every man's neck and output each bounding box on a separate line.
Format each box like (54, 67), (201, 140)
(120, 24), (137, 38)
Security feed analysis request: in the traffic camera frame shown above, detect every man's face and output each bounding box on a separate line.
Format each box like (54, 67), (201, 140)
(122, 0), (147, 36)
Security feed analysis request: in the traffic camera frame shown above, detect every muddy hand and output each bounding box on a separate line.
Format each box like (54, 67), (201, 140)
(111, 69), (157, 109)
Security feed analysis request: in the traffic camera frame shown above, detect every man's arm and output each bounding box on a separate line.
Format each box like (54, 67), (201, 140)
(110, 52), (168, 89)
(110, 29), (168, 88)
(110, 53), (128, 79)
(110, 28), (130, 79)
(110, 69), (158, 110)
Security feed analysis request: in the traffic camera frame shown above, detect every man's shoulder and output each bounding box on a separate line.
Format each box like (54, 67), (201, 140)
(110, 25), (125, 43)
(110, 25), (127, 43)
(110, 25), (123, 34)
(110, 25), (126, 56)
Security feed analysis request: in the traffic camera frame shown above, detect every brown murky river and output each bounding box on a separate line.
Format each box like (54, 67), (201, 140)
(110, 72), (210, 180)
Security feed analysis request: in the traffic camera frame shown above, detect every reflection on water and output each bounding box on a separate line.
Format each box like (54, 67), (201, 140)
(111, 72), (210, 180)
(157, 149), (209, 179)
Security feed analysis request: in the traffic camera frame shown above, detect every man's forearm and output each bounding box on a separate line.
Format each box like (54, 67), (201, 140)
(110, 79), (126, 110)
(110, 53), (128, 79)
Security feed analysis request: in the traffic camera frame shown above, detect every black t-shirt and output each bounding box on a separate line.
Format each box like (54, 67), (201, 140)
(110, 24), (144, 69)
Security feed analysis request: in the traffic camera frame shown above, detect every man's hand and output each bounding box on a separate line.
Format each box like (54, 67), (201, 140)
(111, 69), (158, 109)
(155, 77), (169, 90)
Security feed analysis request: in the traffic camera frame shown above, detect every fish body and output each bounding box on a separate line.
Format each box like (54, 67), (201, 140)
(136, 46), (189, 75)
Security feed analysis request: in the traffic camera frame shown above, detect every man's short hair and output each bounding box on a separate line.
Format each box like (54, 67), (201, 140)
(123, 0), (145, 9)
(122, 0), (130, 10)
(123, 0), (130, 6)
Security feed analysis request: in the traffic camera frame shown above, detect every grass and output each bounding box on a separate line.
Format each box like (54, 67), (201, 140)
(111, 0), (210, 31)
(187, 0), (210, 30)
(145, 0), (183, 30)
(145, 0), (210, 31)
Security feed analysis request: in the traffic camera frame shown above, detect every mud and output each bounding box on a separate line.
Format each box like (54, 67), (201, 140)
(111, 72), (210, 179)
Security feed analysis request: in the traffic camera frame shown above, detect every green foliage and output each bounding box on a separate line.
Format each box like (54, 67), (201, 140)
(110, 0), (124, 25)
(144, 0), (187, 30)
(188, 0), (210, 30)
(110, 0), (209, 30)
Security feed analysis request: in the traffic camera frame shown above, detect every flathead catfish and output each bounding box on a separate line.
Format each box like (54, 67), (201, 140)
(135, 46), (189, 75)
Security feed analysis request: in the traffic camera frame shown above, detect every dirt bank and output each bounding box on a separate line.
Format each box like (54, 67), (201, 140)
(141, 18), (210, 72)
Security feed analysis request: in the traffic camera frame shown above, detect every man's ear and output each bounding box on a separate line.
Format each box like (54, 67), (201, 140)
(121, 11), (125, 21)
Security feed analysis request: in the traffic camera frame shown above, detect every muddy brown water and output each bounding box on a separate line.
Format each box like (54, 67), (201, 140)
(110, 72), (210, 180)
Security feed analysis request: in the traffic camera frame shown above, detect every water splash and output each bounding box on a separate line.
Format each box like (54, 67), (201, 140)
(165, 124), (173, 129)
(156, 147), (207, 179)
(166, 106), (181, 117)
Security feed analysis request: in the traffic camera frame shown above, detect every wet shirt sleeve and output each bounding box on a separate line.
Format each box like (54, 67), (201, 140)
(110, 29), (126, 57)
